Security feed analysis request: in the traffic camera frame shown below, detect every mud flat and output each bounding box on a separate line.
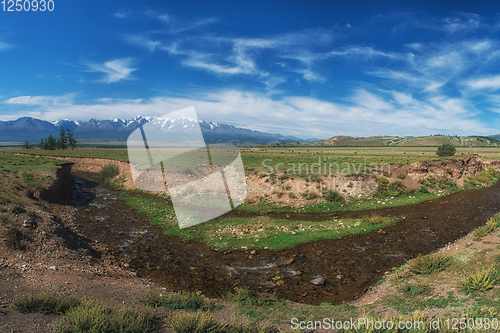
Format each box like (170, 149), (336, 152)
(72, 170), (500, 305)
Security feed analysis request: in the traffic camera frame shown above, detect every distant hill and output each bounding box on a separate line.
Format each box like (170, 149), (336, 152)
(269, 135), (500, 147)
(0, 116), (305, 146)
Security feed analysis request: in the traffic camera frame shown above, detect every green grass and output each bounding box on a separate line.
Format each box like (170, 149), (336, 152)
(98, 163), (120, 180)
(7, 148), (129, 161)
(53, 297), (156, 333)
(409, 253), (451, 275)
(166, 310), (278, 333)
(120, 193), (402, 251)
(139, 290), (218, 311)
(472, 213), (500, 238)
(0, 151), (62, 171)
(11, 290), (80, 315)
(461, 265), (500, 292)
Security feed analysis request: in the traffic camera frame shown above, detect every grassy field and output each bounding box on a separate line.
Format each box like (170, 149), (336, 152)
(7, 146), (500, 174)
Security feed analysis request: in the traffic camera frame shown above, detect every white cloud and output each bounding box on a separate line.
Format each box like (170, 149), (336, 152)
(125, 35), (161, 52)
(148, 11), (218, 34)
(5, 94), (74, 106)
(465, 76), (500, 90)
(86, 58), (137, 83)
(0, 41), (14, 51)
(2, 89), (491, 138)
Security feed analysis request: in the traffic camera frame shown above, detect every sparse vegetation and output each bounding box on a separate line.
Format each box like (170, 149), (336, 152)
(473, 214), (500, 238)
(166, 310), (278, 333)
(462, 265), (500, 292)
(2, 226), (26, 250)
(98, 163), (119, 180)
(12, 290), (80, 314)
(324, 190), (344, 202)
(409, 253), (450, 274)
(53, 297), (156, 333)
(140, 290), (217, 311)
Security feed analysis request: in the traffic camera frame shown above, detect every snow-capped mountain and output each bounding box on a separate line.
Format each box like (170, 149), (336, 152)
(0, 116), (304, 145)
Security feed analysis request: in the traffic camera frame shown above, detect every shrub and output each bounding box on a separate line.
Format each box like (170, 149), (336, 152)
(409, 253), (450, 274)
(473, 214), (500, 238)
(324, 190), (344, 203)
(98, 164), (119, 180)
(388, 181), (407, 197)
(436, 143), (456, 157)
(462, 266), (500, 292)
(2, 227), (26, 250)
(167, 310), (278, 333)
(12, 291), (79, 314)
(397, 173), (406, 179)
(10, 204), (25, 214)
(53, 297), (156, 333)
(438, 176), (453, 189)
(374, 176), (389, 197)
(140, 291), (216, 311)
(401, 283), (431, 296)
(230, 287), (278, 307)
(288, 192), (296, 199)
(307, 191), (318, 200)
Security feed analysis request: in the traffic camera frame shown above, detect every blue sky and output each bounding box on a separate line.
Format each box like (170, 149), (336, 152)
(2, 0), (500, 138)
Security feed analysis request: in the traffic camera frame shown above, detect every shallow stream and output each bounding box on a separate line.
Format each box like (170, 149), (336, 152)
(72, 171), (500, 305)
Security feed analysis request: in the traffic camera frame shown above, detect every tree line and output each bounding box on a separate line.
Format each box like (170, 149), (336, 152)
(24, 126), (77, 150)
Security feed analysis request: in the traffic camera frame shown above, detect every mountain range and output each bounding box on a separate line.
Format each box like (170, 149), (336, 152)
(0, 116), (309, 146)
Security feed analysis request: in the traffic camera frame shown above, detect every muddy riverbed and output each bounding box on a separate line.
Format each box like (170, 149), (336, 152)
(72, 171), (500, 305)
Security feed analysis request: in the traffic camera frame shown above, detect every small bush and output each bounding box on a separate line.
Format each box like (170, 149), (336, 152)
(462, 266), (500, 292)
(167, 310), (277, 333)
(409, 253), (450, 274)
(438, 176), (454, 189)
(10, 204), (25, 215)
(98, 164), (119, 180)
(307, 191), (318, 200)
(288, 192), (296, 199)
(374, 176), (389, 197)
(367, 215), (383, 225)
(436, 143), (456, 157)
(54, 297), (155, 333)
(397, 173), (406, 179)
(401, 283), (431, 296)
(230, 287), (278, 307)
(26, 210), (37, 218)
(473, 214), (500, 238)
(388, 180), (407, 197)
(2, 227), (26, 250)
(140, 291), (216, 311)
(12, 291), (80, 314)
(324, 190), (344, 203)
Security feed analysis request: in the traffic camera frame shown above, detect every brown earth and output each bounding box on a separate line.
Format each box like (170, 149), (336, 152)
(23, 153), (500, 206)
(0, 172), (268, 332)
(2, 152), (499, 332)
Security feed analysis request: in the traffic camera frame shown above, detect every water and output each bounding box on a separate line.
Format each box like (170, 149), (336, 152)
(72, 170), (500, 305)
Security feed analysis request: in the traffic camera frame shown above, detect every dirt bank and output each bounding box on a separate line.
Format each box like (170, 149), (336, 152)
(19, 153), (500, 207)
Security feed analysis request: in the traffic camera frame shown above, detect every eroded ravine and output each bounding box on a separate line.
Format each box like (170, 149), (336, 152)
(72, 170), (500, 305)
